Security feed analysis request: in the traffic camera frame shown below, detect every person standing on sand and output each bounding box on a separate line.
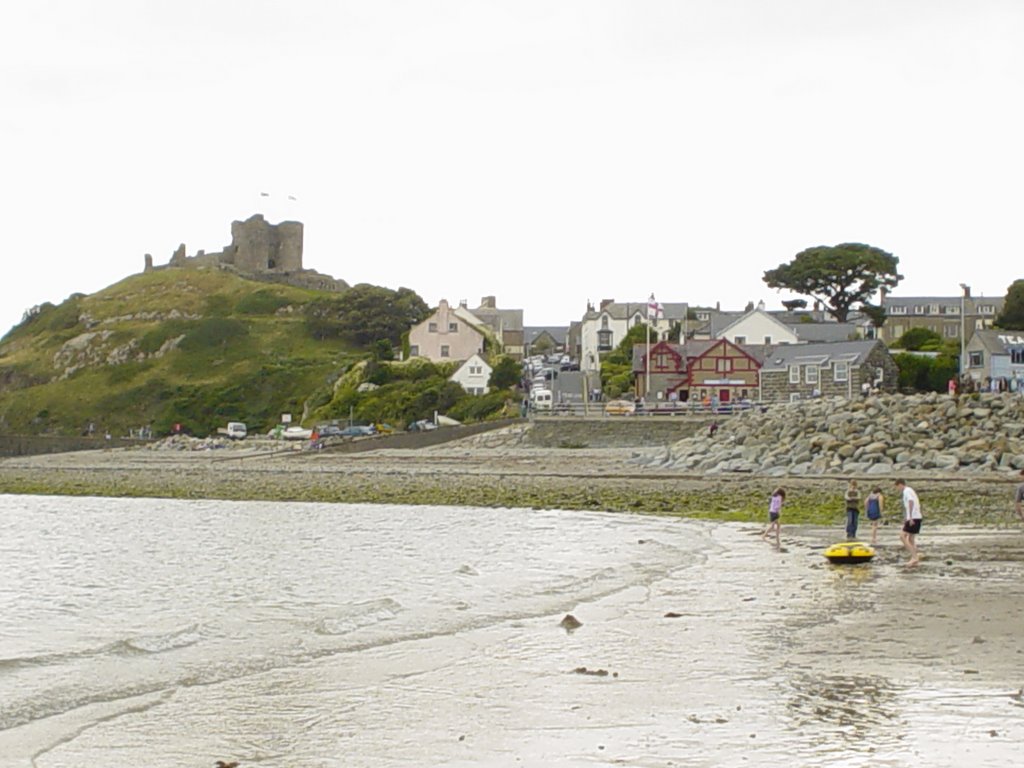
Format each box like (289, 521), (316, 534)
(762, 487), (785, 549)
(865, 485), (884, 545)
(1015, 469), (1024, 523)
(895, 479), (922, 567)
(844, 479), (861, 540)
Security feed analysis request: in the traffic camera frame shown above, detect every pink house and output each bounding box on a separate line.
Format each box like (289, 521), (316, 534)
(408, 299), (486, 362)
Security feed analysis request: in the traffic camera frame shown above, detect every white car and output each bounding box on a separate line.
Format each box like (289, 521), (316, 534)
(281, 426), (313, 440)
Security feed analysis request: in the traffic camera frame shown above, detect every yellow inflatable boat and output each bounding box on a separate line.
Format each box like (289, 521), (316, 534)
(823, 541), (875, 564)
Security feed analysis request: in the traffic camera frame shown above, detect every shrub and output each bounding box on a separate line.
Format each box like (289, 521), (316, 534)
(236, 290), (291, 315)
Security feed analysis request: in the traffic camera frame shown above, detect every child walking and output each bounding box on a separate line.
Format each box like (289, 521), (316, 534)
(865, 486), (884, 545)
(762, 487), (785, 549)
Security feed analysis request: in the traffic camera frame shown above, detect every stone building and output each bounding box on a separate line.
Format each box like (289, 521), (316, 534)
(144, 214), (347, 292)
(755, 340), (898, 403)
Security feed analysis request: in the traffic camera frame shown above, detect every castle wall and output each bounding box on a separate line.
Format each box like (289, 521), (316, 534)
(228, 215), (303, 273)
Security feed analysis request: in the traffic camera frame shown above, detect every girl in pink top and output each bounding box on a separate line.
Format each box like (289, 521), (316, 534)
(762, 487), (785, 549)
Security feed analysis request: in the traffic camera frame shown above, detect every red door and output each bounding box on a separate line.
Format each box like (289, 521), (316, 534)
(719, 389), (730, 403)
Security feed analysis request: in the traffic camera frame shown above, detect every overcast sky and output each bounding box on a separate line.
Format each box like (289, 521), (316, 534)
(2, 0), (1022, 336)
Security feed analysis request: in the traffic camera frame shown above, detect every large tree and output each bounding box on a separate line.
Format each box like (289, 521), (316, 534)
(763, 243), (902, 322)
(995, 279), (1024, 329)
(305, 284), (429, 345)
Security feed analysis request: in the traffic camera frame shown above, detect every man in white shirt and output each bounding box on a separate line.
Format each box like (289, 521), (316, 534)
(895, 479), (922, 567)
(1015, 469), (1024, 523)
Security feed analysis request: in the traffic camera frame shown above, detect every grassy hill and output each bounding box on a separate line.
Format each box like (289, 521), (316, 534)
(0, 267), (518, 438)
(0, 268), (359, 437)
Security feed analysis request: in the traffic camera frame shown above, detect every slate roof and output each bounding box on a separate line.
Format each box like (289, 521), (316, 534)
(584, 301), (689, 322)
(758, 340), (884, 371)
(525, 326), (568, 344)
(971, 329), (1024, 354)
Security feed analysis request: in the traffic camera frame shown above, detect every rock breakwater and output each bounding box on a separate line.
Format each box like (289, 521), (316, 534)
(640, 392), (1024, 477)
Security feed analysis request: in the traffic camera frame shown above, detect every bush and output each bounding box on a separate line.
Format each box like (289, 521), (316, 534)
(447, 389), (511, 422)
(178, 318), (249, 352)
(236, 290), (291, 315)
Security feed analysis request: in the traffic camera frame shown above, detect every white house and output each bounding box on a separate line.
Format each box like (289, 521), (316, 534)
(449, 353), (492, 395)
(579, 299), (688, 373)
(714, 307), (799, 346)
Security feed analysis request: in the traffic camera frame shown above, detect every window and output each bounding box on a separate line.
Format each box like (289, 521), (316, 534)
(913, 305), (925, 315)
(601, 315), (610, 329)
(469, 365), (482, 375)
(979, 305), (995, 315)
(597, 329), (613, 352)
(1011, 349), (1024, 365)
(428, 322), (438, 333)
(734, 335), (747, 345)
(763, 336), (772, 345)
(929, 304), (939, 314)
(968, 351), (983, 368)
(716, 358), (733, 373)
(889, 306), (907, 315)
(449, 322), (459, 332)
(944, 325), (960, 338)
(945, 305), (960, 315)
(409, 345), (419, 357)
(440, 345), (450, 358)
(652, 349), (675, 371)
(805, 365), (819, 384)
(833, 361), (849, 382)
(789, 392), (801, 403)
(789, 365), (800, 384)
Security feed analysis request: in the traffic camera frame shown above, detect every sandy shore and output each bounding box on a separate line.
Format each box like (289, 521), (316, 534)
(2, 432), (1023, 766)
(1, 428), (1021, 527)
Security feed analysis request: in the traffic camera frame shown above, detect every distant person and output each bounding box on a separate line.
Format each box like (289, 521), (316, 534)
(708, 421), (719, 438)
(895, 479), (923, 567)
(865, 485), (884, 545)
(844, 479), (861, 540)
(761, 487), (785, 549)
(1015, 469), (1024, 523)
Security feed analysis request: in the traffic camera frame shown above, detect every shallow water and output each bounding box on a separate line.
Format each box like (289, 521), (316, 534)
(0, 495), (1019, 767)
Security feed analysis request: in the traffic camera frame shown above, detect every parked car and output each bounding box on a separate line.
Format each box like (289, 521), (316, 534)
(407, 419), (438, 432)
(604, 399), (636, 416)
(317, 425), (344, 437)
(339, 425), (377, 437)
(281, 426), (313, 440)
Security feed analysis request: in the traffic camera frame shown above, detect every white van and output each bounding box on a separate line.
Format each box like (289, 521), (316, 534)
(531, 389), (552, 411)
(226, 422), (247, 439)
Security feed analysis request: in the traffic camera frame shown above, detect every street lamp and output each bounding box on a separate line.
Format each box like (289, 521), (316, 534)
(960, 283), (970, 381)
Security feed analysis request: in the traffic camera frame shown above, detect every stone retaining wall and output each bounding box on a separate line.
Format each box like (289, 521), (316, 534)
(527, 416), (716, 448)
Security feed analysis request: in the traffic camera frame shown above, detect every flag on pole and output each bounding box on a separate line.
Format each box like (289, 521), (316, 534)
(647, 294), (664, 321)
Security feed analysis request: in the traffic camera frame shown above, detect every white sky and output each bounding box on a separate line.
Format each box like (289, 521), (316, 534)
(2, 0), (1022, 335)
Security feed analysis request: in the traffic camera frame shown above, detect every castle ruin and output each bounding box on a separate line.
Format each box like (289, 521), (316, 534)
(144, 214), (347, 292)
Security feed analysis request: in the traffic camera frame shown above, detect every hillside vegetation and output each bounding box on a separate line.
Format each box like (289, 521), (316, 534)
(0, 268), (516, 437)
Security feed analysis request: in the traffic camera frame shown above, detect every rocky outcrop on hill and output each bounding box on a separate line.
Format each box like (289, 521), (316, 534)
(639, 392), (1024, 476)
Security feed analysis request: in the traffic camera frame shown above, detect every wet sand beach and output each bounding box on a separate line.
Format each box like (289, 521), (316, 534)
(1, 436), (1023, 766)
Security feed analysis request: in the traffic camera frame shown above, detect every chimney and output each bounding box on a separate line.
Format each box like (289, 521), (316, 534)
(600, 298), (614, 310)
(459, 299), (468, 309)
(480, 296), (496, 309)
(757, 299), (765, 311)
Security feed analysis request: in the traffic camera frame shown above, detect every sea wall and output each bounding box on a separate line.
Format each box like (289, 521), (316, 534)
(636, 391), (1024, 476)
(527, 416), (716, 448)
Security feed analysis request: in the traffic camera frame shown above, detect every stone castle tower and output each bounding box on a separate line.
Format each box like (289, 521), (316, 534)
(220, 214), (303, 273)
(143, 213), (347, 292)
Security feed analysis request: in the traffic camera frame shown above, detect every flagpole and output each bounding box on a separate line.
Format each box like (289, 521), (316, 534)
(646, 296), (653, 400)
